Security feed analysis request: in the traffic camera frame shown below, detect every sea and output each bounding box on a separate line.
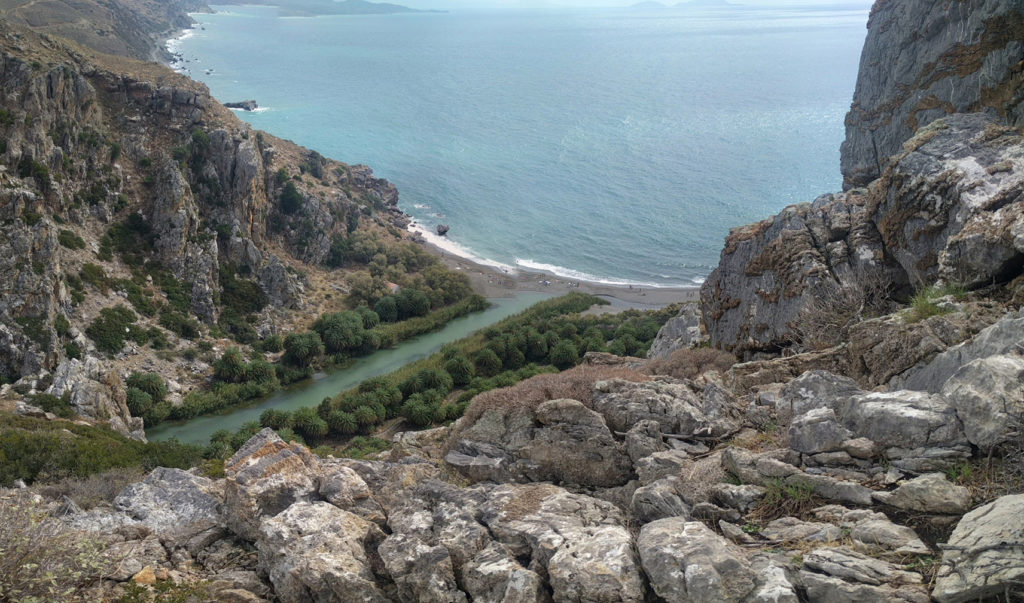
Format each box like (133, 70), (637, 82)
(169, 3), (870, 288)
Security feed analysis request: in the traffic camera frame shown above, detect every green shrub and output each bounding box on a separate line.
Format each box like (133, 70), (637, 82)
(549, 340), (580, 369)
(213, 347), (247, 383)
(341, 436), (391, 459)
(80, 263), (110, 291)
(444, 354), (475, 386)
(159, 310), (201, 339)
(474, 348), (502, 377)
(260, 409), (293, 430)
(279, 181), (303, 214)
(28, 393), (74, 419)
(126, 372), (167, 404)
(57, 229), (86, 250)
(283, 331), (324, 367)
(53, 314), (71, 338)
(85, 305), (136, 353)
(63, 341), (82, 359)
(125, 387), (153, 417)
(0, 414), (204, 485)
(258, 334), (283, 353)
(292, 407), (328, 441)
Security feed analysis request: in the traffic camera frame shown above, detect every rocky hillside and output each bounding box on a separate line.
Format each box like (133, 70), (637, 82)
(840, 0), (1024, 189)
(0, 19), (410, 437)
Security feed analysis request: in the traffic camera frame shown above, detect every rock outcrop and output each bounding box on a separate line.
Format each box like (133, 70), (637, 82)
(703, 114), (1024, 358)
(840, 0), (1024, 189)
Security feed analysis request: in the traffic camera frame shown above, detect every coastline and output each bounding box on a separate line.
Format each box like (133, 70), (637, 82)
(418, 237), (699, 310)
(160, 15), (700, 312)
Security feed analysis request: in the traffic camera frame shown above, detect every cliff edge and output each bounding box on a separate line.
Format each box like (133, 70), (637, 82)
(840, 0), (1024, 190)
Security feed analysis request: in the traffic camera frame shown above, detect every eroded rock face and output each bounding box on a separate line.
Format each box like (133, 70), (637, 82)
(940, 354), (1024, 450)
(446, 398), (632, 488)
(256, 501), (388, 603)
(933, 495), (1024, 603)
(699, 191), (901, 358)
(840, 1), (1024, 189)
(224, 428), (322, 541)
(647, 303), (707, 359)
(592, 377), (744, 437)
(114, 467), (223, 540)
(638, 519), (755, 602)
(703, 114), (1024, 359)
(47, 356), (143, 440)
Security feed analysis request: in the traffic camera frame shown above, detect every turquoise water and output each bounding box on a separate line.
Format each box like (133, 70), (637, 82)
(148, 291), (551, 444)
(172, 5), (868, 286)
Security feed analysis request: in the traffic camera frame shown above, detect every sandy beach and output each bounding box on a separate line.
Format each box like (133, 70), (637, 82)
(418, 239), (699, 311)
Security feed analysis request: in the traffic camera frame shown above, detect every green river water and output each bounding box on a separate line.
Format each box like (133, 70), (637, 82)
(147, 292), (552, 445)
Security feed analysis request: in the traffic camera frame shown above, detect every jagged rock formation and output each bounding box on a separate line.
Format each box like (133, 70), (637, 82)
(702, 113), (1024, 358)
(840, 0), (1024, 189)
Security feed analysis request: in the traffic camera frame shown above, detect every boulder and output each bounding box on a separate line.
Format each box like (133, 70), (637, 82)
(113, 467), (223, 544)
(446, 398), (632, 488)
(378, 533), (466, 603)
(788, 407), (852, 454)
(47, 356), (143, 440)
(318, 464), (385, 525)
(630, 477), (690, 523)
(803, 547), (922, 587)
(592, 377), (743, 437)
(223, 428), (322, 541)
(893, 309), (1024, 392)
(638, 519), (755, 602)
(873, 473), (972, 515)
(933, 494), (1024, 603)
(940, 354), (1024, 449)
(256, 502), (388, 602)
(646, 303), (707, 359)
(460, 543), (546, 603)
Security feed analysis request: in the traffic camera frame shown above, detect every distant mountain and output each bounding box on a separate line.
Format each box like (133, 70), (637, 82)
(675, 0), (735, 8)
(216, 0), (445, 17)
(630, 1), (667, 9)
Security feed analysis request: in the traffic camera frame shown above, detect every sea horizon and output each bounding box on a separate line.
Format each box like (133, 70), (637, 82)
(168, 4), (869, 288)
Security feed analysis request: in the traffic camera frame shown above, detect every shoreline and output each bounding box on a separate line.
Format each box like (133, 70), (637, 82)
(417, 238), (699, 310)
(160, 15), (700, 311)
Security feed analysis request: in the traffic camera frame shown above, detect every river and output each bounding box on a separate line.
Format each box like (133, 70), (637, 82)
(147, 292), (553, 444)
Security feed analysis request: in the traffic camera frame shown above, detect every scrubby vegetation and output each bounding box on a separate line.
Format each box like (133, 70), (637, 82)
(0, 414), (204, 485)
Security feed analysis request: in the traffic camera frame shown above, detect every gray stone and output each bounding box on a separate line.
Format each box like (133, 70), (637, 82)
(318, 465), (385, 525)
(624, 419), (667, 463)
(933, 494), (1024, 603)
(378, 533), (467, 603)
(841, 1), (1024, 189)
(761, 517), (842, 544)
(873, 473), (972, 515)
(461, 543), (545, 603)
(114, 467), (222, 544)
(647, 303), (707, 359)
(789, 407), (852, 454)
(940, 354), (1024, 449)
(637, 519), (755, 602)
(708, 483), (766, 513)
(223, 429), (322, 541)
(630, 477), (690, 523)
(803, 547), (922, 587)
(257, 502), (387, 603)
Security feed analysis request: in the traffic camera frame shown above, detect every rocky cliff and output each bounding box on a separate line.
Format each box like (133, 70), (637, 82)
(0, 20), (404, 436)
(840, 0), (1024, 189)
(702, 113), (1024, 358)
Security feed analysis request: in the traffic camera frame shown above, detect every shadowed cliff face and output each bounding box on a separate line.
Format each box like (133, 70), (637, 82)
(840, 0), (1024, 190)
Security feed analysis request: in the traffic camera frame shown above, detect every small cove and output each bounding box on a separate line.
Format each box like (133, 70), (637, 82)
(147, 291), (553, 444)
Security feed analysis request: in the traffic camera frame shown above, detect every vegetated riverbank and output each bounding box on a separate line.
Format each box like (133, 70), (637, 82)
(147, 291), (554, 444)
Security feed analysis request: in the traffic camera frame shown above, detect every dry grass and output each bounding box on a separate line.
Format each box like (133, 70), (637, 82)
(448, 364), (651, 444)
(791, 269), (896, 351)
(33, 466), (147, 510)
(643, 347), (737, 380)
(747, 478), (828, 524)
(679, 453), (728, 505)
(0, 491), (110, 601)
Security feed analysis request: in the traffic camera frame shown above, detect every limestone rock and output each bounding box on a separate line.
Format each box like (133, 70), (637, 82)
(47, 356), (143, 440)
(318, 464), (385, 525)
(637, 519), (755, 602)
(446, 398), (632, 488)
(378, 533), (466, 603)
(647, 303), (707, 359)
(224, 428), (321, 541)
(256, 502), (387, 603)
(630, 477), (690, 523)
(547, 525), (643, 603)
(841, 2), (1024, 189)
(592, 377), (743, 437)
(113, 467), (222, 543)
(708, 483), (766, 513)
(788, 407), (852, 454)
(873, 473), (972, 515)
(933, 494), (1024, 602)
(761, 517), (841, 544)
(940, 354), (1024, 449)
(461, 543), (546, 603)
(624, 419), (666, 463)
(803, 547), (922, 587)
(894, 309), (1024, 392)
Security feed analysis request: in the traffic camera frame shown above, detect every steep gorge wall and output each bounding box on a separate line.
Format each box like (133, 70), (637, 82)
(840, 0), (1024, 190)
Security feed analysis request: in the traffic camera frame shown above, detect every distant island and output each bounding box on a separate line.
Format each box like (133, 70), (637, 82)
(217, 0), (445, 17)
(630, 0), (735, 9)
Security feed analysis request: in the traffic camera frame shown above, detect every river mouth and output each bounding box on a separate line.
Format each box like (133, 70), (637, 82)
(147, 291), (554, 445)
